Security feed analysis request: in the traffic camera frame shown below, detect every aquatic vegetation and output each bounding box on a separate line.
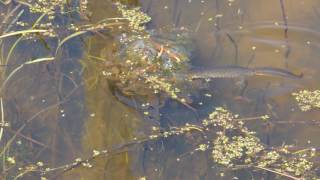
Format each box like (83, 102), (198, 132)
(28, 0), (68, 19)
(100, 13), (194, 104)
(115, 2), (151, 32)
(212, 135), (264, 166)
(292, 89), (320, 111)
(11, 107), (317, 179)
(0, 1), (320, 180)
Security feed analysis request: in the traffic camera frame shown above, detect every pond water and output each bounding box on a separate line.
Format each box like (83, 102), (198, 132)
(1, 0), (320, 179)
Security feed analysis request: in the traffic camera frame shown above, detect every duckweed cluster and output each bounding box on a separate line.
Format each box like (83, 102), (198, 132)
(207, 107), (264, 167)
(204, 107), (243, 129)
(257, 151), (281, 167)
(28, 0), (68, 19)
(212, 135), (264, 166)
(115, 2), (151, 32)
(292, 89), (320, 111)
(208, 108), (317, 179)
(282, 157), (314, 176)
(7, 0), (118, 39)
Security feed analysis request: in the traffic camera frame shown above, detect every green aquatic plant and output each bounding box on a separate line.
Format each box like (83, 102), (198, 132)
(96, 4), (196, 108)
(292, 89), (320, 111)
(115, 2), (151, 32)
(212, 135), (264, 167)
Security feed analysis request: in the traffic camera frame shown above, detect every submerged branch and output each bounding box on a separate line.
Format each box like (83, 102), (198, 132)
(279, 0), (291, 67)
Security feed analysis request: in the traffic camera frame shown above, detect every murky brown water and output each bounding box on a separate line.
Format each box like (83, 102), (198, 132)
(1, 0), (320, 179)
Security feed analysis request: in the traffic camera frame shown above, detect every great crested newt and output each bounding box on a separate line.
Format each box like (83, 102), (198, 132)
(186, 66), (303, 80)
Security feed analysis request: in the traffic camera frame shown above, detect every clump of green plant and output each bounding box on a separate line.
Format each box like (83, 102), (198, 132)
(148, 107), (318, 179)
(28, 0), (68, 19)
(208, 108), (318, 179)
(115, 2), (151, 32)
(292, 89), (320, 111)
(209, 107), (263, 167)
(97, 3), (195, 108)
(212, 135), (264, 167)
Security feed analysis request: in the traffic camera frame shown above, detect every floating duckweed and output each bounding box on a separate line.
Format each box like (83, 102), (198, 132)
(257, 151), (281, 167)
(196, 144), (209, 152)
(292, 90), (320, 111)
(282, 158), (313, 176)
(115, 2), (151, 32)
(81, 162), (93, 168)
(28, 0), (68, 19)
(144, 75), (180, 99)
(212, 135), (264, 167)
(260, 115), (270, 121)
(6, 156), (16, 165)
(93, 150), (100, 157)
(202, 107), (242, 129)
(36, 161), (44, 167)
(40, 177), (48, 180)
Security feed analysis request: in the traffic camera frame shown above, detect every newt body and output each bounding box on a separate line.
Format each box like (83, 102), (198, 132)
(187, 66), (303, 80)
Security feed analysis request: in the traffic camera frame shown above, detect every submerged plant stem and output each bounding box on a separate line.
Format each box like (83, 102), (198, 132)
(254, 166), (303, 180)
(279, 0), (291, 67)
(0, 98), (4, 143)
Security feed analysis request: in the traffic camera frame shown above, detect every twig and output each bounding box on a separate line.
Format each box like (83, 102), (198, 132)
(45, 115), (266, 178)
(0, 84), (80, 157)
(0, 57), (55, 96)
(226, 33), (238, 65)
(0, 5), (22, 34)
(6, 128), (64, 156)
(254, 165), (304, 180)
(49, 137), (150, 179)
(0, 0), (11, 5)
(279, 0), (291, 68)
(0, 98), (4, 142)
(4, 9), (24, 34)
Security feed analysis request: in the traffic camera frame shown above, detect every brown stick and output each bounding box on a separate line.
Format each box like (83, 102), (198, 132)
(279, 0), (291, 68)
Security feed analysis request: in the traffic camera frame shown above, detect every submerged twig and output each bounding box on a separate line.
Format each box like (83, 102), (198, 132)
(6, 128), (64, 155)
(226, 33), (238, 65)
(43, 114), (268, 178)
(0, 98), (4, 142)
(0, 77), (79, 158)
(0, 29), (48, 39)
(279, 0), (291, 68)
(0, 57), (55, 95)
(0, 0), (11, 5)
(0, 5), (22, 34)
(4, 13), (47, 66)
(3, 8), (24, 34)
(254, 166), (304, 180)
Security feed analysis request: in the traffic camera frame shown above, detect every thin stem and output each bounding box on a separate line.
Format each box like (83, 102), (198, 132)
(254, 166), (304, 180)
(279, 0), (291, 68)
(0, 98), (4, 142)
